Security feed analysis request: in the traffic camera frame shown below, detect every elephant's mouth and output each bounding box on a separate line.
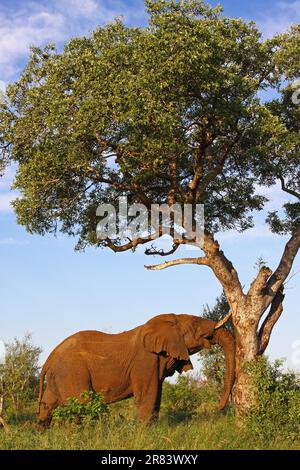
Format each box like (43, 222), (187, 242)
(188, 346), (202, 355)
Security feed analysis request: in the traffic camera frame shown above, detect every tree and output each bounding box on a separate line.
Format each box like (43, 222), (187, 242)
(0, 0), (299, 412)
(0, 333), (42, 413)
(199, 292), (233, 389)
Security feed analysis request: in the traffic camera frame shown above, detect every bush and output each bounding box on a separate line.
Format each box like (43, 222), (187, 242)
(0, 333), (42, 414)
(199, 347), (226, 391)
(162, 376), (201, 422)
(245, 357), (300, 441)
(52, 392), (109, 425)
(198, 292), (233, 390)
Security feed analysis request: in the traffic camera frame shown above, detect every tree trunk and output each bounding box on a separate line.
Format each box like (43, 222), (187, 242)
(233, 320), (259, 413)
(0, 395), (10, 433)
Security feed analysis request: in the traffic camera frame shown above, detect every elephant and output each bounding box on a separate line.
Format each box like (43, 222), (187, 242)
(37, 313), (235, 426)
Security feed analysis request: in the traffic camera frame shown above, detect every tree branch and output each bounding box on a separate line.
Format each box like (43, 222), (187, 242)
(258, 288), (285, 355)
(0, 415), (10, 433)
(105, 234), (156, 253)
(247, 266), (273, 298)
(145, 256), (209, 270)
(145, 230), (245, 312)
(201, 231), (244, 302)
(144, 241), (181, 257)
(187, 145), (204, 202)
(195, 133), (241, 199)
(265, 225), (300, 307)
(279, 175), (300, 200)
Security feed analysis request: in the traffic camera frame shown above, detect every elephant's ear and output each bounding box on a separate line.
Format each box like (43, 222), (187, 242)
(143, 314), (190, 361)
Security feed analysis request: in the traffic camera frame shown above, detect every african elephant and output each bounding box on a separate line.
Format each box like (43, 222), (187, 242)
(37, 313), (235, 425)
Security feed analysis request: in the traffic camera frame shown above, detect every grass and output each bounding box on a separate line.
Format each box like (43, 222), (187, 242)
(1, 363), (299, 451)
(0, 400), (299, 450)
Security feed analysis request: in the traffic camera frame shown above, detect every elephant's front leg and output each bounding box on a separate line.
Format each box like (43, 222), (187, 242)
(131, 356), (162, 422)
(134, 381), (163, 423)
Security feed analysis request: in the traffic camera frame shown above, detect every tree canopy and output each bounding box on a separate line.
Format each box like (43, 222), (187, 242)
(1, 0), (298, 251)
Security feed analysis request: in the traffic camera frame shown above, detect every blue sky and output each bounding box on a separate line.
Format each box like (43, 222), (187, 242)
(0, 0), (299, 371)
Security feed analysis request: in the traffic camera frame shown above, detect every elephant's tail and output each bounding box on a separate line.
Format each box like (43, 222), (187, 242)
(37, 362), (49, 415)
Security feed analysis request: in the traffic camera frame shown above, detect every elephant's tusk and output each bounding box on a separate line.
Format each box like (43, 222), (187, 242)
(214, 311), (232, 329)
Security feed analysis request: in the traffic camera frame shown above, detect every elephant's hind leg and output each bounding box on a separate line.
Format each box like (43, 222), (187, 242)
(37, 387), (59, 428)
(54, 354), (93, 404)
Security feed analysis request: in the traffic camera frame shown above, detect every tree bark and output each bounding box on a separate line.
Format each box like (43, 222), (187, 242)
(0, 395), (10, 433)
(233, 314), (259, 412)
(0, 415), (10, 434)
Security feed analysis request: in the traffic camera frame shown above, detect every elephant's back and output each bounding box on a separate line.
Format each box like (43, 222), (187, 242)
(43, 330), (113, 370)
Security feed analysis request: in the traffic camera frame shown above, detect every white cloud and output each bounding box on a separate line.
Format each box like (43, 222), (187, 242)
(0, 11), (65, 57)
(0, 9), (65, 82)
(0, 1), (147, 83)
(60, 0), (98, 17)
(258, 1), (300, 37)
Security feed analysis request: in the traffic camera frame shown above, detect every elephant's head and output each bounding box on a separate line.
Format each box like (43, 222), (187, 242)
(143, 313), (235, 410)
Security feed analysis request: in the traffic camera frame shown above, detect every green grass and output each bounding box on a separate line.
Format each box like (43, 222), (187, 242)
(1, 364), (299, 451)
(0, 401), (299, 450)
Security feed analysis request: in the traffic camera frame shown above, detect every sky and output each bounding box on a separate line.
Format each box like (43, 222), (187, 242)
(0, 0), (300, 372)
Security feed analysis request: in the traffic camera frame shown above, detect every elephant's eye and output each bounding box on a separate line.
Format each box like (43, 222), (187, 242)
(205, 334), (213, 340)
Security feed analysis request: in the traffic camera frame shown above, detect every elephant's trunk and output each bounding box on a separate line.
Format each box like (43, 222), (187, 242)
(213, 327), (236, 410)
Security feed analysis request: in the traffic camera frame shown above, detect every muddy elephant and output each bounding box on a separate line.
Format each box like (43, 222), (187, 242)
(37, 313), (235, 425)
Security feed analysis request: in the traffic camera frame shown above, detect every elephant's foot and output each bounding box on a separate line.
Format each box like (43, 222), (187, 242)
(36, 415), (52, 430)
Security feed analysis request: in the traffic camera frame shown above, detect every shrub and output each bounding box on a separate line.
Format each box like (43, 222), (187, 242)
(245, 357), (300, 441)
(52, 392), (109, 425)
(162, 376), (201, 422)
(198, 292), (233, 390)
(0, 333), (42, 414)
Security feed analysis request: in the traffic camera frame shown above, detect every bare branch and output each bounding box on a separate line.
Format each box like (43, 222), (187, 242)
(247, 266), (273, 298)
(145, 256), (209, 270)
(145, 241), (181, 257)
(279, 175), (300, 200)
(265, 225), (300, 307)
(215, 310), (232, 329)
(201, 231), (244, 301)
(105, 234), (157, 253)
(258, 288), (285, 355)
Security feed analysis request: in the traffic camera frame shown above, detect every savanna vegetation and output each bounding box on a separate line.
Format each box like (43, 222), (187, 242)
(0, 299), (299, 450)
(0, 358), (299, 450)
